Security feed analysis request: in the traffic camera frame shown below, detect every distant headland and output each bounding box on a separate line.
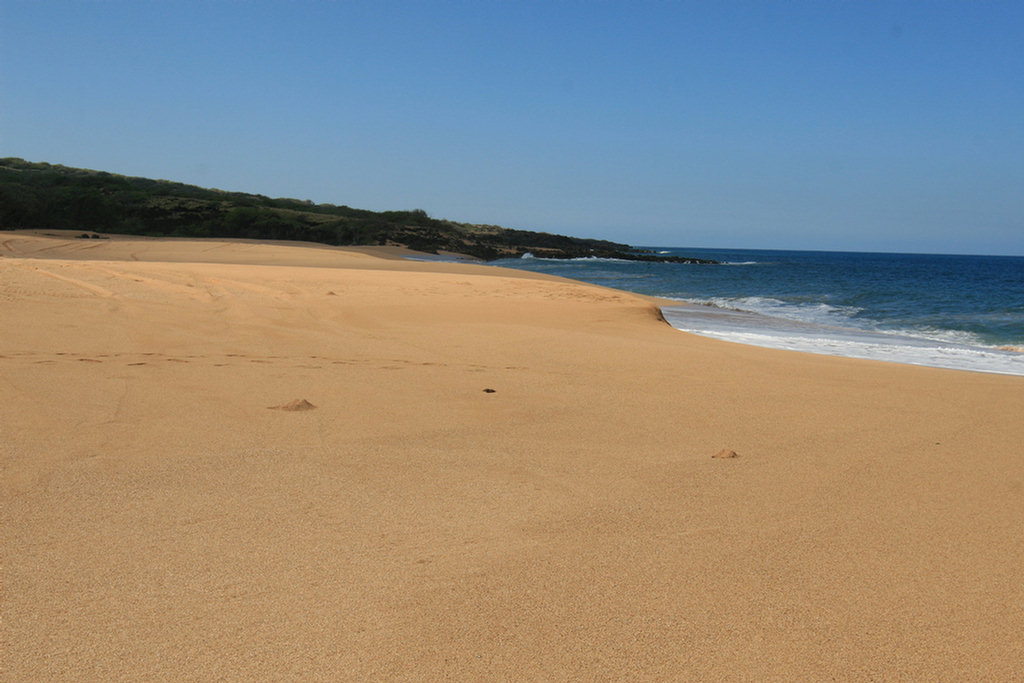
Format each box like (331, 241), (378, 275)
(0, 158), (715, 264)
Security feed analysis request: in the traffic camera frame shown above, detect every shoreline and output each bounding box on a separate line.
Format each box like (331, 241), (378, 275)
(491, 247), (1024, 376)
(4, 233), (1024, 681)
(661, 301), (1024, 376)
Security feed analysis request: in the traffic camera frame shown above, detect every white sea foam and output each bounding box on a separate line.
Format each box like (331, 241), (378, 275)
(568, 255), (632, 263)
(684, 297), (864, 327)
(516, 253), (632, 263)
(661, 304), (1024, 376)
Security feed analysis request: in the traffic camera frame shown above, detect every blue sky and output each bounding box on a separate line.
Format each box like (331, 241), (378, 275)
(3, 1), (1022, 255)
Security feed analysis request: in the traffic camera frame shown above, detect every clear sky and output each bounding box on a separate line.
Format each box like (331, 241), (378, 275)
(3, 1), (1022, 255)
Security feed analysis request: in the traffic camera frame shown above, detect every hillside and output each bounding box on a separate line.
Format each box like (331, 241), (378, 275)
(0, 158), (714, 263)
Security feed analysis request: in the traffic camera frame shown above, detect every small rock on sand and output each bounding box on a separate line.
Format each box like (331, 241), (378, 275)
(712, 448), (739, 459)
(269, 399), (317, 411)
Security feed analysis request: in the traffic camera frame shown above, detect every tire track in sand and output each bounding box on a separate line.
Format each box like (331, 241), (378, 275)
(20, 263), (115, 298)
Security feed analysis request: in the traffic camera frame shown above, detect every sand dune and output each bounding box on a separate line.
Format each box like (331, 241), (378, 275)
(3, 231), (1023, 681)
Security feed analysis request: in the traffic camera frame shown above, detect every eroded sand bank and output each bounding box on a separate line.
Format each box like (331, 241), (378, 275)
(3, 232), (1023, 681)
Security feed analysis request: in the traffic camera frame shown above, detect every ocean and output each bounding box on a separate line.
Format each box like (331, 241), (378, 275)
(490, 247), (1024, 377)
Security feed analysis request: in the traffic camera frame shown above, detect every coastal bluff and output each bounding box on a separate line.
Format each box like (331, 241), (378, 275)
(0, 158), (715, 263)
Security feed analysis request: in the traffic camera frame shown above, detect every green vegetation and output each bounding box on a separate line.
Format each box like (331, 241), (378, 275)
(0, 158), (715, 263)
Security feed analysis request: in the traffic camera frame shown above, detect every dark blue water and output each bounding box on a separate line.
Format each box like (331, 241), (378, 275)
(491, 248), (1024, 375)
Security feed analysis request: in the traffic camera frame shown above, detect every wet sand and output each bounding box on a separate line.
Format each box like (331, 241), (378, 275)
(3, 231), (1023, 681)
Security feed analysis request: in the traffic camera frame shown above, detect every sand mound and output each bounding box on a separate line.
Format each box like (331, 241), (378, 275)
(712, 448), (740, 458)
(269, 398), (317, 411)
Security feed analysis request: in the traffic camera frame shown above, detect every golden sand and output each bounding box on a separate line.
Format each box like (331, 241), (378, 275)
(3, 231), (1023, 680)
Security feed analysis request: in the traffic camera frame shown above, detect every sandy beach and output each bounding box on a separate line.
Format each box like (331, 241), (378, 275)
(3, 231), (1023, 681)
